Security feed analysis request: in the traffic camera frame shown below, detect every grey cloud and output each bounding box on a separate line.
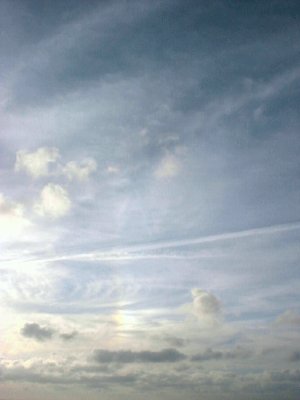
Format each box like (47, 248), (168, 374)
(191, 288), (222, 318)
(21, 323), (55, 342)
(21, 323), (77, 342)
(59, 331), (78, 341)
(93, 348), (186, 363)
(163, 336), (186, 348)
(191, 347), (251, 362)
(289, 351), (300, 362)
(269, 369), (300, 383)
(0, 363), (136, 388)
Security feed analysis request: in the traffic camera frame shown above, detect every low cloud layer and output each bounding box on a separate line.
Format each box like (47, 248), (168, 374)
(191, 347), (251, 362)
(93, 348), (186, 363)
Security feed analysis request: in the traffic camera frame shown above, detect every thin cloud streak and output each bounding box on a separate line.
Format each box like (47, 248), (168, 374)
(2, 220), (300, 266)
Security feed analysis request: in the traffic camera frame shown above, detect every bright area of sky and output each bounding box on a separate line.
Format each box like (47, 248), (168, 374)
(0, 1), (300, 399)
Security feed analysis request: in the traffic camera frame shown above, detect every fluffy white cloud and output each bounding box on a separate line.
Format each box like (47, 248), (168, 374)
(155, 153), (180, 179)
(34, 184), (71, 218)
(191, 288), (222, 319)
(15, 147), (60, 178)
(0, 193), (31, 241)
(63, 159), (97, 181)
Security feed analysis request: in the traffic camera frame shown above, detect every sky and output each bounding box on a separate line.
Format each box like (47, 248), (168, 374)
(0, 0), (300, 399)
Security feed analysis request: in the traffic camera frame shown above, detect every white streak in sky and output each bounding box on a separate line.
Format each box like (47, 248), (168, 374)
(1, 221), (300, 266)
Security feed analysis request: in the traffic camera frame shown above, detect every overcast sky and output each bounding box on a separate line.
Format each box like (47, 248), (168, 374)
(1, 1), (300, 399)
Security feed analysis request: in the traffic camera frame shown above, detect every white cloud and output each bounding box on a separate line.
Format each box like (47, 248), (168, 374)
(34, 184), (71, 218)
(15, 147), (60, 178)
(0, 194), (31, 241)
(106, 165), (120, 174)
(63, 158), (97, 181)
(155, 153), (180, 179)
(191, 288), (222, 319)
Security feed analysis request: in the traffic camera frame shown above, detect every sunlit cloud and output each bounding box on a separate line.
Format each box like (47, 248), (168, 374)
(34, 183), (71, 218)
(0, 193), (31, 241)
(15, 147), (60, 178)
(155, 153), (180, 179)
(62, 158), (97, 181)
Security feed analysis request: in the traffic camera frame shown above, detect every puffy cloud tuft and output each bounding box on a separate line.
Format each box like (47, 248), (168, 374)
(15, 147), (60, 178)
(34, 183), (71, 218)
(63, 159), (97, 181)
(191, 288), (222, 318)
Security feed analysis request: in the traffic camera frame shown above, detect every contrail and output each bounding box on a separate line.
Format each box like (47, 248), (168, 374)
(123, 221), (300, 252)
(2, 221), (300, 265)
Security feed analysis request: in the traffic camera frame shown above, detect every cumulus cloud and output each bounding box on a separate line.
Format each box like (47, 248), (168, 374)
(191, 288), (222, 319)
(93, 348), (186, 363)
(15, 147), (60, 178)
(21, 323), (55, 341)
(0, 193), (31, 240)
(155, 153), (180, 179)
(34, 183), (71, 218)
(62, 158), (97, 181)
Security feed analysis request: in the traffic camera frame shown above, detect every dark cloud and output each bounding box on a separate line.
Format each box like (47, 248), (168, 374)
(21, 323), (77, 342)
(191, 347), (251, 362)
(0, 363), (136, 388)
(289, 351), (300, 362)
(269, 369), (300, 383)
(93, 348), (186, 363)
(59, 331), (78, 341)
(21, 323), (55, 342)
(163, 336), (186, 348)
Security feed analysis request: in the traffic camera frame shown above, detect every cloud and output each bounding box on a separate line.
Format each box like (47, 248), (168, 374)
(93, 348), (186, 363)
(34, 183), (71, 218)
(59, 331), (78, 341)
(15, 147), (60, 178)
(62, 158), (97, 181)
(163, 336), (186, 348)
(21, 323), (55, 342)
(289, 351), (300, 362)
(106, 165), (120, 174)
(191, 288), (222, 318)
(275, 310), (300, 326)
(191, 347), (251, 362)
(0, 194), (31, 241)
(155, 153), (180, 179)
